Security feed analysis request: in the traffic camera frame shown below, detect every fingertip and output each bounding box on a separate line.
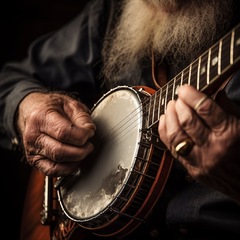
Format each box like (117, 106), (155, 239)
(84, 122), (97, 131)
(178, 84), (194, 96)
(177, 84), (186, 95)
(159, 113), (165, 122)
(166, 99), (176, 112)
(178, 85), (202, 105)
(159, 114), (165, 130)
(89, 129), (95, 138)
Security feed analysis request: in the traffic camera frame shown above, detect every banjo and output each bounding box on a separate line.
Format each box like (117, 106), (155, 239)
(52, 23), (240, 238)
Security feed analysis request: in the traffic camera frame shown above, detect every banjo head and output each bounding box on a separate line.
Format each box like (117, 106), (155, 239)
(56, 86), (173, 237)
(57, 86), (143, 222)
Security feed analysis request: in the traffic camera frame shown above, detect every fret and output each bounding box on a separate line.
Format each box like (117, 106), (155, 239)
(175, 73), (182, 88)
(207, 48), (211, 85)
(175, 76), (181, 97)
(171, 77), (177, 100)
(209, 44), (219, 82)
(198, 52), (208, 90)
(218, 38), (222, 75)
(152, 91), (158, 124)
(164, 83), (169, 112)
(148, 94), (155, 126)
(160, 86), (167, 115)
(188, 63), (192, 85)
(167, 78), (174, 102)
(161, 91), (166, 109)
(146, 96), (151, 127)
(230, 29), (235, 64)
(190, 59), (198, 89)
(181, 67), (190, 86)
(180, 71), (184, 85)
(157, 85), (167, 117)
(221, 33), (231, 71)
(233, 26), (240, 63)
(196, 56), (201, 90)
(157, 88), (162, 120)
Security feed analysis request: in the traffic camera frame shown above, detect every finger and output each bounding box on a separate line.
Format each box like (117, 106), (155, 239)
(63, 99), (96, 132)
(32, 157), (81, 177)
(164, 100), (191, 150)
(159, 114), (167, 143)
(40, 110), (95, 147)
(175, 98), (210, 146)
(178, 85), (227, 129)
(26, 133), (94, 163)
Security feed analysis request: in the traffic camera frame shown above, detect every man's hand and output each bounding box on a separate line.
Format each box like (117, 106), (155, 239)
(17, 92), (96, 177)
(159, 84), (240, 202)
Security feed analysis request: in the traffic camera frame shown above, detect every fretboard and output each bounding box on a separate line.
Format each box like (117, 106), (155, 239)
(147, 22), (240, 128)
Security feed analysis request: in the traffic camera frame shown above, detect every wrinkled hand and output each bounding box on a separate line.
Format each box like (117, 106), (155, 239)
(159, 84), (240, 202)
(17, 92), (96, 177)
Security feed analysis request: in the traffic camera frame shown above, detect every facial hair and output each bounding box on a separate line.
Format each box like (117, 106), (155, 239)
(102, 0), (233, 86)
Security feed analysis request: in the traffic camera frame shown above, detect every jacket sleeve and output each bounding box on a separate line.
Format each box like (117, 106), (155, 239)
(0, 0), (112, 150)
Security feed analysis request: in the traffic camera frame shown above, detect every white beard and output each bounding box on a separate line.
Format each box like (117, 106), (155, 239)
(102, 0), (233, 86)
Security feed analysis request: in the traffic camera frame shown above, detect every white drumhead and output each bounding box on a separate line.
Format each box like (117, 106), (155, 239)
(59, 87), (143, 221)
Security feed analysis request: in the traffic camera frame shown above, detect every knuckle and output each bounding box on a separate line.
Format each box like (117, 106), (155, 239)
(167, 131), (178, 146)
(55, 126), (70, 142)
(180, 112), (196, 132)
(196, 98), (214, 116)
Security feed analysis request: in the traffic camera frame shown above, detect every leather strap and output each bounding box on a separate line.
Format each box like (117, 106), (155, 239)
(151, 50), (168, 88)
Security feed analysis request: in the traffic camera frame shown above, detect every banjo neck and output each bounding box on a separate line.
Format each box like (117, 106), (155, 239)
(148, 23), (240, 128)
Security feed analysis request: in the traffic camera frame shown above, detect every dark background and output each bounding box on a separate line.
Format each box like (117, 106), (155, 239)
(0, 0), (88, 66)
(0, 1), (87, 239)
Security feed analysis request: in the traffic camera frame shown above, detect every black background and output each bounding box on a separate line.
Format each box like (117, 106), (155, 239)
(0, 1), (87, 239)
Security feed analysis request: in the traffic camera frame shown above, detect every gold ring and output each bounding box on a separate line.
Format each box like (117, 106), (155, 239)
(194, 95), (208, 112)
(175, 138), (194, 156)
